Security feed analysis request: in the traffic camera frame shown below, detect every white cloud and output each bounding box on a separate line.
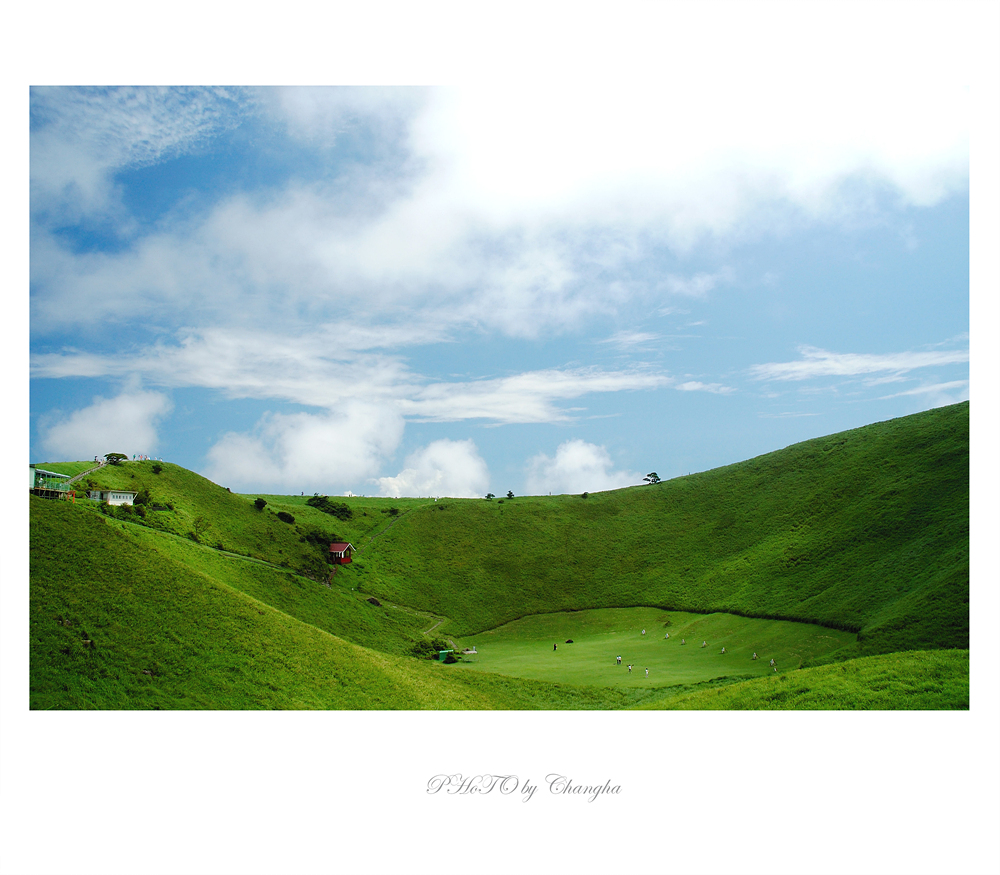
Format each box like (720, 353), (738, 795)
(663, 273), (726, 298)
(410, 33), (968, 239)
(525, 440), (640, 496)
(375, 439), (489, 498)
(30, 51), (969, 343)
(31, 326), (421, 408)
(40, 390), (172, 461)
(879, 380), (970, 407)
(33, 335), (672, 426)
(31, 86), (243, 220)
(403, 367), (672, 424)
(203, 402), (404, 493)
(749, 346), (971, 382)
(260, 86), (426, 145)
(676, 381), (735, 395)
(599, 331), (662, 350)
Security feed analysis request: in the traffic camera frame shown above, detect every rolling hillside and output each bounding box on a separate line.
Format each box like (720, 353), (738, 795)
(359, 401), (968, 657)
(29, 401), (969, 709)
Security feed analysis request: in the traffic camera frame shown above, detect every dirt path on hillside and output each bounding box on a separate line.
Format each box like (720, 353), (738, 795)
(356, 503), (432, 554)
(377, 601), (454, 644)
(423, 618), (445, 636)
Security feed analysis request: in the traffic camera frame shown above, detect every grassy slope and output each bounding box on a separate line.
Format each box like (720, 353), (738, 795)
(32, 460), (100, 478)
(360, 403), (968, 657)
(119, 524), (433, 657)
(640, 649), (969, 710)
(31, 495), (656, 710)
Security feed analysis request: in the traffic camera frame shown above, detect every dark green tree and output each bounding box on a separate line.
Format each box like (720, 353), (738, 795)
(254, 498), (267, 510)
(644, 472), (661, 484)
(105, 452), (127, 465)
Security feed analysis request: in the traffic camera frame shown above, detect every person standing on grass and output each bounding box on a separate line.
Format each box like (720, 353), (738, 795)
(721, 646), (726, 654)
(665, 632), (669, 639)
(645, 668), (649, 678)
(628, 664), (632, 673)
(770, 658), (775, 667)
(554, 643), (557, 651)
(752, 652), (758, 660)
(642, 629), (646, 636)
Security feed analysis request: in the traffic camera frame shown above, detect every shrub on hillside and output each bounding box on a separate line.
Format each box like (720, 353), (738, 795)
(410, 638), (450, 659)
(307, 495), (354, 520)
(98, 502), (141, 521)
(302, 529), (341, 548)
(277, 511), (295, 524)
(254, 498), (267, 511)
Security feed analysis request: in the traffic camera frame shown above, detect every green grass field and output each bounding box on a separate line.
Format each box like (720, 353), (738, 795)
(454, 607), (856, 687)
(29, 401), (969, 709)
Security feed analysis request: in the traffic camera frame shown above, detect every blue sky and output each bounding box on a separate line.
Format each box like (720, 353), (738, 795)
(29, 31), (973, 498)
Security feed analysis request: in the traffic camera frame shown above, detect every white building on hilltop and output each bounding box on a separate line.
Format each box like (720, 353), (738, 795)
(87, 489), (138, 506)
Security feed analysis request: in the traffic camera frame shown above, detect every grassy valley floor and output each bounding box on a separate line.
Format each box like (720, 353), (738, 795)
(453, 607), (857, 687)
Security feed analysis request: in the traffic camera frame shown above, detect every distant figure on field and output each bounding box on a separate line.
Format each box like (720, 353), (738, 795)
(752, 652), (758, 660)
(665, 632), (669, 639)
(642, 629), (646, 635)
(769, 658), (775, 667)
(701, 640), (707, 648)
(645, 668), (649, 678)
(553, 643), (557, 651)
(681, 639), (686, 645)
(720, 646), (726, 654)
(616, 655), (621, 665)
(628, 664), (632, 673)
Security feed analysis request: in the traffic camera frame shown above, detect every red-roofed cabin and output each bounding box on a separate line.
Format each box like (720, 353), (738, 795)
(329, 542), (355, 564)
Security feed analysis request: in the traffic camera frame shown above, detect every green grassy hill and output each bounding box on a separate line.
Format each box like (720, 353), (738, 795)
(29, 402), (969, 709)
(359, 402), (968, 658)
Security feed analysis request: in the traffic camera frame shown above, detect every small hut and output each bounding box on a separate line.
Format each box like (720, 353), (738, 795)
(329, 542), (355, 565)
